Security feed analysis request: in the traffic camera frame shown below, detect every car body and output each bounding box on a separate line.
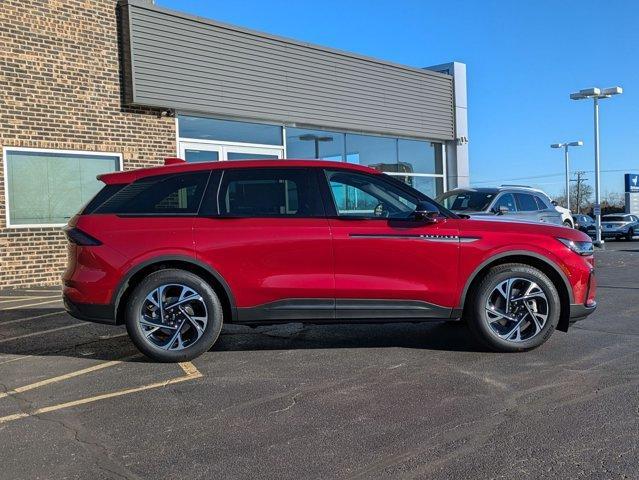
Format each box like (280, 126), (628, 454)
(63, 159), (597, 361)
(554, 204), (574, 228)
(435, 186), (564, 226)
(600, 214), (639, 240)
(574, 214), (595, 233)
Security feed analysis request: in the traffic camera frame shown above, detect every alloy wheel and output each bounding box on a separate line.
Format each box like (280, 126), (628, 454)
(139, 284), (208, 351)
(485, 277), (549, 343)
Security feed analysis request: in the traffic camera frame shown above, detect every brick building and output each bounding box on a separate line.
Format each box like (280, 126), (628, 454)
(0, 0), (468, 287)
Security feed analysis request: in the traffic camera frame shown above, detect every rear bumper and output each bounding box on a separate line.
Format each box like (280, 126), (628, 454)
(63, 294), (116, 325)
(569, 302), (597, 323)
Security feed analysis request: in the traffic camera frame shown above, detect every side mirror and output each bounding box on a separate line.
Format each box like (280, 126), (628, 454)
(494, 206), (509, 215)
(551, 200), (558, 206)
(413, 201), (439, 222)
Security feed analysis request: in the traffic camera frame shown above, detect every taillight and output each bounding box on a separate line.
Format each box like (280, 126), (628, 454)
(64, 227), (102, 246)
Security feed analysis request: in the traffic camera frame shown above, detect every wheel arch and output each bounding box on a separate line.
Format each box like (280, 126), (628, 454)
(113, 256), (237, 325)
(460, 251), (573, 332)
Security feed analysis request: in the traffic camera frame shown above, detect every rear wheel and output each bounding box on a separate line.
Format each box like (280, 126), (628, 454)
(467, 263), (560, 352)
(125, 269), (223, 362)
(563, 220), (573, 228)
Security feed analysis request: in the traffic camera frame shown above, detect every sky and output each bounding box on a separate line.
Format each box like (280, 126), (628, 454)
(158, 0), (639, 198)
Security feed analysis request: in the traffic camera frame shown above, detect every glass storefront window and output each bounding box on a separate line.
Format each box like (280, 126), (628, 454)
(393, 175), (444, 199)
(178, 115), (282, 145)
(183, 149), (220, 163)
(345, 133), (398, 172)
(286, 128), (345, 161)
(398, 139), (443, 175)
(5, 149), (121, 226)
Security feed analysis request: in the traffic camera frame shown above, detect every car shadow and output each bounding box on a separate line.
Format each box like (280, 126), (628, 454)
(0, 308), (488, 362)
(213, 321), (488, 354)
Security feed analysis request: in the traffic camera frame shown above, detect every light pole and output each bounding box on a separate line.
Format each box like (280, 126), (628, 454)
(570, 86), (623, 247)
(550, 141), (583, 212)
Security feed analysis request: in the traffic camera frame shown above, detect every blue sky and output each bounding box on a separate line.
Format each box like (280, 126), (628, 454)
(159, 0), (639, 197)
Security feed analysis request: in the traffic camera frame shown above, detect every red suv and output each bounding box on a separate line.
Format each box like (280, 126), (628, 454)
(63, 159), (596, 362)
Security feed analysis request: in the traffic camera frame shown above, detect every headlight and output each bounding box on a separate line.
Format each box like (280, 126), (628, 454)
(557, 237), (593, 256)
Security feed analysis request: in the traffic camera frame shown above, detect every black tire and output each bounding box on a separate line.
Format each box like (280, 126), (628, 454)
(125, 269), (223, 362)
(467, 263), (560, 352)
(626, 228), (635, 241)
(563, 220), (573, 228)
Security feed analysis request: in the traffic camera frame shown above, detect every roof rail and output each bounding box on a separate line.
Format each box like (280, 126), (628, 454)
(500, 184), (532, 188)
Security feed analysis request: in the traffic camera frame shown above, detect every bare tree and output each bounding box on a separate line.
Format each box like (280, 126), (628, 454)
(554, 173), (593, 213)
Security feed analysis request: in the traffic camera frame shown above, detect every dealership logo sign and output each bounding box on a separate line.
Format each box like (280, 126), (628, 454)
(625, 174), (639, 193)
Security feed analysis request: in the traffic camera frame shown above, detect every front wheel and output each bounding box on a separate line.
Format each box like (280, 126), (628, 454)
(563, 220), (573, 228)
(125, 269), (223, 362)
(467, 263), (560, 352)
(626, 228), (635, 241)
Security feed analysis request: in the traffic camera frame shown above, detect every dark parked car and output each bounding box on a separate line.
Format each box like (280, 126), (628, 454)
(574, 214), (595, 233)
(63, 159), (596, 362)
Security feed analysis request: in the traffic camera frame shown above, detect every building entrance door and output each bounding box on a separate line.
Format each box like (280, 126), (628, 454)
(179, 142), (283, 162)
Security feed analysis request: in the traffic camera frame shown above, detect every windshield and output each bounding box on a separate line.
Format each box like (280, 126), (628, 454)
(604, 216), (628, 222)
(436, 190), (496, 212)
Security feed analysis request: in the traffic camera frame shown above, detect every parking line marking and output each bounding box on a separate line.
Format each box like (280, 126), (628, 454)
(0, 355), (139, 399)
(0, 361), (203, 424)
(0, 296), (59, 305)
(178, 361), (201, 377)
(0, 311), (64, 326)
(2, 298), (62, 310)
(0, 355), (33, 366)
(0, 323), (87, 344)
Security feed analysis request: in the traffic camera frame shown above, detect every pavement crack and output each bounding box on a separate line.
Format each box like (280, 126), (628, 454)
(270, 392), (301, 414)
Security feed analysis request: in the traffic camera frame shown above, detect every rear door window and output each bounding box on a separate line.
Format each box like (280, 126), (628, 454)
(93, 171), (210, 215)
(215, 168), (324, 217)
(515, 193), (539, 212)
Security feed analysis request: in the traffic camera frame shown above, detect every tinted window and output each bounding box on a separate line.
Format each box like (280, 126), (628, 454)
(436, 190), (496, 212)
(325, 170), (421, 219)
(492, 193), (517, 212)
(217, 169), (323, 217)
(515, 193), (539, 211)
(604, 216), (628, 222)
(94, 172), (210, 215)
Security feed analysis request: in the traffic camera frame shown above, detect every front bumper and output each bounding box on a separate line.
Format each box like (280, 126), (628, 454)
(63, 294), (116, 325)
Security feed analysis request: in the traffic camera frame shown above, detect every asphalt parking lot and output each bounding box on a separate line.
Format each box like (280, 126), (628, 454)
(1, 242), (638, 480)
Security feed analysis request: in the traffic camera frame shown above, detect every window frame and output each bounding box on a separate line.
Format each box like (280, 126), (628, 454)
(2, 146), (123, 228)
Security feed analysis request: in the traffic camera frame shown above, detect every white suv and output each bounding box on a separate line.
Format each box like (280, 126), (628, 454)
(436, 185), (564, 226)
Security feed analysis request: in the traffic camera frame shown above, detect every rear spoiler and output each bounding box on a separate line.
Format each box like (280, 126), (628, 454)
(97, 157), (186, 184)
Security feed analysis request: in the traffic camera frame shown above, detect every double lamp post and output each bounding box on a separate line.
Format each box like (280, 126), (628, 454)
(551, 86), (622, 247)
